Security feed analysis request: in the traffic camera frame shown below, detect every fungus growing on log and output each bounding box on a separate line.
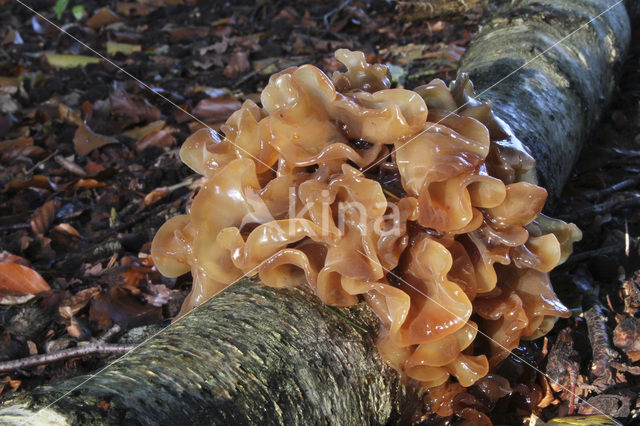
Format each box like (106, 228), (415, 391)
(151, 50), (581, 392)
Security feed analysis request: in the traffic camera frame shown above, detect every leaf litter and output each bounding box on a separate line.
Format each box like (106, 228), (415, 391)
(0, 0), (639, 424)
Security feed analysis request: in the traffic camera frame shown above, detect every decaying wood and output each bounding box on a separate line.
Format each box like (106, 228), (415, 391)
(459, 0), (631, 196)
(0, 1), (637, 424)
(0, 282), (420, 425)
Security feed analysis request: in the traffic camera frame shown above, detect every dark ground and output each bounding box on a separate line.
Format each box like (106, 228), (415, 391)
(0, 0), (638, 424)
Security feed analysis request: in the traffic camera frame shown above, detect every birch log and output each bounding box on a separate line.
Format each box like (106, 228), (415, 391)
(0, 0), (635, 424)
(459, 0), (631, 196)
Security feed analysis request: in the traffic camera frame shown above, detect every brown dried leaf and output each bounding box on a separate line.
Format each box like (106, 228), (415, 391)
(0, 263), (50, 294)
(613, 317), (640, 362)
(57, 103), (83, 126)
(192, 97), (241, 122)
(143, 284), (176, 307)
(52, 223), (82, 238)
(167, 26), (209, 40)
(134, 129), (176, 152)
(122, 120), (165, 141)
(73, 178), (106, 189)
(0, 136), (33, 153)
(0, 137), (45, 164)
(0, 293), (36, 305)
(0, 251), (30, 266)
(30, 199), (58, 236)
(110, 90), (161, 126)
(86, 7), (123, 30)
(5, 175), (57, 192)
(46, 54), (100, 69)
(115, 1), (160, 17)
(143, 187), (170, 206)
(59, 286), (100, 318)
(73, 123), (118, 155)
(89, 285), (162, 330)
(54, 155), (86, 176)
(223, 50), (250, 78)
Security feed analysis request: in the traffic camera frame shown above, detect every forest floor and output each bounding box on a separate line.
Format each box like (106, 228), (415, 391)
(0, 0), (639, 424)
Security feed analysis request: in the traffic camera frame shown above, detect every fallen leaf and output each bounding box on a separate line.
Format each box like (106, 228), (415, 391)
(86, 7), (123, 30)
(0, 376), (21, 394)
(166, 26), (209, 40)
(5, 175), (57, 192)
(192, 97), (241, 122)
(0, 93), (20, 114)
(122, 120), (165, 140)
(73, 178), (106, 189)
(0, 263), (50, 294)
(46, 53), (100, 69)
(143, 187), (170, 206)
(0, 137), (46, 164)
(115, 1), (160, 17)
(0, 251), (31, 266)
(52, 223), (82, 238)
(58, 103), (83, 126)
(110, 90), (161, 126)
(30, 199), (58, 236)
(1, 29), (23, 46)
(223, 50), (250, 78)
(73, 123), (118, 155)
(54, 155), (86, 176)
(84, 161), (105, 176)
(134, 129), (176, 152)
(59, 286), (100, 317)
(143, 284), (176, 307)
(0, 293), (36, 305)
(90, 285), (162, 329)
(106, 41), (141, 55)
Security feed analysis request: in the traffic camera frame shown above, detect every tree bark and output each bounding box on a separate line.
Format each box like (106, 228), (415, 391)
(0, 282), (420, 425)
(0, 1), (635, 424)
(459, 0), (631, 197)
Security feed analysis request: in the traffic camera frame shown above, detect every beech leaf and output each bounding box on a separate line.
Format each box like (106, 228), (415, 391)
(0, 263), (50, 294)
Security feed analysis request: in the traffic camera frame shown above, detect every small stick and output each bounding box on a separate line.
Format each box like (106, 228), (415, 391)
(0, 342), (135, 374)
(584, 303), (618, 389)
(586, 175), (640, 201)
(573, 196), (640, 219)
(99, 324), (122, 343)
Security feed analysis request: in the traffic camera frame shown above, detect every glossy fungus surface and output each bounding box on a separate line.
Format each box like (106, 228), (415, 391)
(152, 50), (581, 390)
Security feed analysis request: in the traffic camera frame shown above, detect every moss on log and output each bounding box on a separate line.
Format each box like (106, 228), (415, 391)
(458, 0), (631, 197)
(0, 1), (637, 424)
(0, 282), (420, 425)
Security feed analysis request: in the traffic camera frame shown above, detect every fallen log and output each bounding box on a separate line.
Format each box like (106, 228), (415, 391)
(0, 0), (635, 424)
(459, 0), (631, 196)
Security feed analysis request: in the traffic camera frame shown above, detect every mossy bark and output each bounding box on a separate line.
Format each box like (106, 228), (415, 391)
(0, 282), (420, 425)
(0, 1), (637, 425)
(458, 0), (631, 197)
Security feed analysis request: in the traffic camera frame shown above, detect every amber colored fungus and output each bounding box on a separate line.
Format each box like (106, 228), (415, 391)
(151, 50), (582, 393)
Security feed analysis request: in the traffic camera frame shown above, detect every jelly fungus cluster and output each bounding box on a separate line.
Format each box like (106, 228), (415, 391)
(151, 50), (581, 390)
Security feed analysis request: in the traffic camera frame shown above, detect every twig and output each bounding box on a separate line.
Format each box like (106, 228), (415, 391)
(25, 149), (58, 174)
(0, 342), (135, 374)
(585, 175), (640, 201)
(0, 222), (31, 232)
(564, 360), (578, 415)
(573, 195), (640, 220)
(584, 303), (618, 389)
(232, 58), (278, 89)
(323, 0), (352, 29)
(99, 324), (122, 343)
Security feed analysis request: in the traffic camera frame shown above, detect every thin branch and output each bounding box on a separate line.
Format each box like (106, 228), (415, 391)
(0, 343), (134, 374)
